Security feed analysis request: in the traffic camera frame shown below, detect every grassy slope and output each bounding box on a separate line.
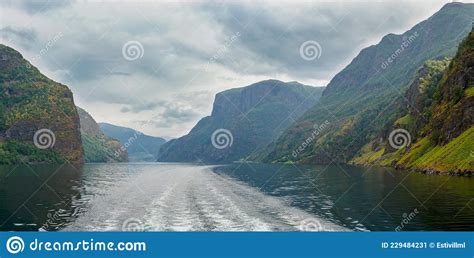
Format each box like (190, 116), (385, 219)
(350, 30), (474, 174)
(81, 134), (125, 163)
(77, 107), (127, 163)
(353, 127), (473, 174)
(406, 127), (473, 172)
(262, 3), (474, 167)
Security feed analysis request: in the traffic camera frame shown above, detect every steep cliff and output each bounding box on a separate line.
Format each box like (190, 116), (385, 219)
(77, 107), (128, 163)
(0, 44), (83, 164)
(262, 3), (474, 169)
(157, 80), (324, 163)
(351, 30), (474, 174)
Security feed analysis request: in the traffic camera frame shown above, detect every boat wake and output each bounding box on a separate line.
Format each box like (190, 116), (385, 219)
(65, 164), (346, 231)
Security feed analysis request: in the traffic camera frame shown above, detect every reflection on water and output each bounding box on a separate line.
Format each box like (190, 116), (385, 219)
(0, 163), (472, 231)
(215, 163), (474, 231)
(0, 164), (83, 231)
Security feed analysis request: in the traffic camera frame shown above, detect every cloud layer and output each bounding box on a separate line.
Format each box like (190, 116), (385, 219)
(0, 0), (455, 137)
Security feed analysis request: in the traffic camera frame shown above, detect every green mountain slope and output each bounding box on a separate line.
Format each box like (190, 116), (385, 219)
(261, 3), (474, 169)
(351, 30), (474, 174)
(157, 80), (325, 163)
(99, 123), (166, 162)
(0, 44), (83, 164)
(77, 107), (128, 163)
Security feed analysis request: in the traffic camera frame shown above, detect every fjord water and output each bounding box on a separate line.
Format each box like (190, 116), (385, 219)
(0, 163), (472, 231)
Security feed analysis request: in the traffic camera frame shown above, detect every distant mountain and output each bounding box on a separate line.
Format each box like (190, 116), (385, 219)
(351, 29), (473, 174)
(0, 44), (83, 164)
(261, 3), (474, 172)
(77, 107), (128, 163)
(157, 79), (325, 163)
(99, 123), (166, 162)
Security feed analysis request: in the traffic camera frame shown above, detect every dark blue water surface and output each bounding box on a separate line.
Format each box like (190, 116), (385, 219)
(0, 163), (472, 231)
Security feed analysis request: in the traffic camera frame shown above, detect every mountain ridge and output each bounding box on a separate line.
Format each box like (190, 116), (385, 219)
(157, 79), (325, 163)
(260, 2), (474, 173)
(99, 123), (166, 162)
(350, 29), (474, 174)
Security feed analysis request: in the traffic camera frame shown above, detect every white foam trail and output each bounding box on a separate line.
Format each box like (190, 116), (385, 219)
(64, 164), (346, 231)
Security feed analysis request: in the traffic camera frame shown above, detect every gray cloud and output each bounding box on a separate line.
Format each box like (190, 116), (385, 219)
(0, 26), (37, 49)
(161, 104), (200, 123)
(0, 0), (456, 137)
(132, 104), (200, 129)
(1, 0), (74, 14)
(120, 102), (160, 114)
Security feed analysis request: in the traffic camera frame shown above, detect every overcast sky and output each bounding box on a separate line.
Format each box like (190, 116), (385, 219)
(0, 0), (468, 138)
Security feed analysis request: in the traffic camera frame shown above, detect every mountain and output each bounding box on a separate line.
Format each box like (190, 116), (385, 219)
(351, 29), (473, 174)
(99, 123), (166, 162)
(157, 79), (325, 163)
(261, 3), (474, 171)
(0, 44), (83, 164)
(77, 107), (128, 163)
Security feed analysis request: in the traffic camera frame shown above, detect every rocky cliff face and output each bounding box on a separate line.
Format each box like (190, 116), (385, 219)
(429, 35), (474, 146)
(351, 30), (474, 174)
(77, 107), (128, 163)
(211, 81), (317, 120)
(262, 3), (474, 167)
(157, 80), (325, 163)
(0, 44), (83, 164)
